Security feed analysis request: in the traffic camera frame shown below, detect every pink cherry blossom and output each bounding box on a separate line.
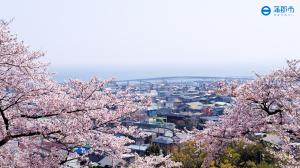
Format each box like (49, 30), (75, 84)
(129, 155), (182, 168)
(0, 21), (150, 167)
(197, 59), (300, 166)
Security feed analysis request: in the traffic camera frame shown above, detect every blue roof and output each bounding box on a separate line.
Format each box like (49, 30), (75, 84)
(73, 146), (90, 155)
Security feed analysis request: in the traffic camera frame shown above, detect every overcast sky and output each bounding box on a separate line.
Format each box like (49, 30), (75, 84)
(1, 0), (300, 80)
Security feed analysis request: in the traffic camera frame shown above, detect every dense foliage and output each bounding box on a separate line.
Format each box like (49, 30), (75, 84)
(172, 141), (205, 168)
(146, 144), (161, 156)
(171, 141), (278, 168)
(209, 141), (278, 168)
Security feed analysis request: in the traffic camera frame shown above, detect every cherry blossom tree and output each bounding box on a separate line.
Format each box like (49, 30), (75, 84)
(129, 155), (182, 168)
(0, 21), (153, 167)
(197, 59), (300, 166)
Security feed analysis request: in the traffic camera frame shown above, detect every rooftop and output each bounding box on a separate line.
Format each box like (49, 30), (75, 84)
(153, 136), (174, 145)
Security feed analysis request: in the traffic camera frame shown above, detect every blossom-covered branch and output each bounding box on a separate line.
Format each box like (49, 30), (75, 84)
(0, 21), (150, 167)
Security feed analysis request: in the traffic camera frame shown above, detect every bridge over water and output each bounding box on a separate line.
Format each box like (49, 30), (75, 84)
(115, 76), (252, 84)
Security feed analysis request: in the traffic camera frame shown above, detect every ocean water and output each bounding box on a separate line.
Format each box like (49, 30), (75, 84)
(49, 66), (254, 82)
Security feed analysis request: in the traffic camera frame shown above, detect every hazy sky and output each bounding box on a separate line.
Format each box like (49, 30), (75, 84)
(1, 0), (300, 80)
